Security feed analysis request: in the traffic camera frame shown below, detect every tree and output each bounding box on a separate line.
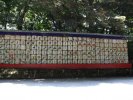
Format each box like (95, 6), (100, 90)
(15, 0), (32, 30)
(0, 0), (132, 35)
(0, 0), (15, 29)
(0, 0), (32, 30)
(101, 0), (133, 34)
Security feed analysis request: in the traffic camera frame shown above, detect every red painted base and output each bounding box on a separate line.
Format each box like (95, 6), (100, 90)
(0, 64), (132, 69)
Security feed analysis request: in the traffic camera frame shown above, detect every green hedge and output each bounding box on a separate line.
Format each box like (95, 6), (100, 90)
(128, 41), (133, 63)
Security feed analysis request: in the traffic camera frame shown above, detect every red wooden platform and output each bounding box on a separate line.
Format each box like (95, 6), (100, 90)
(0, 64), (132, 69)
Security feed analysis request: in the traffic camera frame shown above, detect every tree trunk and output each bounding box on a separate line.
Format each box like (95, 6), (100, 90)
(17, 0), (31, 30)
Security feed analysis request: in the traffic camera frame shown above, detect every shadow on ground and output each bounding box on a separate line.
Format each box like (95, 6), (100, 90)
(0, 68), (132, 79)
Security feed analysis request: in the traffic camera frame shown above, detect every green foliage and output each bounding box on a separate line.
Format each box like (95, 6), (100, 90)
(0, 0), (132, 35)
(128, 41), (133, 63)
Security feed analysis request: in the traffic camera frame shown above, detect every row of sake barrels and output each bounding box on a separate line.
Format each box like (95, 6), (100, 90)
(0, 41), (127, 49)
(0, 47), (128, 58)
(1, 35), (127, 42)
(0, 35), (127, 45)
(0, 52), (128, 64)
(0, 35), (129, 64)
(0, 56), (128, 64)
